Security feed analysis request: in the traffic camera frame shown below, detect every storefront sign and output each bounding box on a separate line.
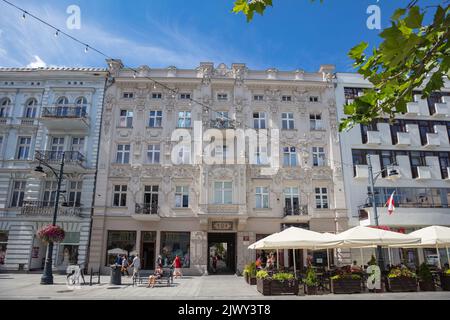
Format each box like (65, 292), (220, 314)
(212, 221), (233, 231)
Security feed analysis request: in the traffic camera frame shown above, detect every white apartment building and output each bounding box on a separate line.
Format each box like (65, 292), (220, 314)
(88, 60), (348, 275)
(0, 67), (108, 272)
(336, 72), (450, 267)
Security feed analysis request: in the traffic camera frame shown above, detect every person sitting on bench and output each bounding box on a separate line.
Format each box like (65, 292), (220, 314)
(148, 265), (164, 288)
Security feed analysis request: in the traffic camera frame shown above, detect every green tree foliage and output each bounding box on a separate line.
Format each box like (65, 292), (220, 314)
(232, 1), (450, 132)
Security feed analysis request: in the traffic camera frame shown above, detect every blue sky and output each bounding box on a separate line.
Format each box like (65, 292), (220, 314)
(0, 0), (415, 72)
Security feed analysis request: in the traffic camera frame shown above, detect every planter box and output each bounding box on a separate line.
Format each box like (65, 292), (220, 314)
(244, 273), (257, 285)
(440, 275), (450, 291)
(256, 278), (272, 296)
(386, 277), (417, 292)
(270, 279), (298, 295)
(331, 278), (362, 294)
(419, 280), (435, 292)
(305, 285), (318, 295)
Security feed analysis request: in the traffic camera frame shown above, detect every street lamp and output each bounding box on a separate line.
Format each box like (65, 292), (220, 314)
(33, 152), (66, 285)
(367, 154), (399, 271)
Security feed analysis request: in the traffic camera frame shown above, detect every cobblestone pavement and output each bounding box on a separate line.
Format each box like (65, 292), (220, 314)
(1, 273), (449, 300)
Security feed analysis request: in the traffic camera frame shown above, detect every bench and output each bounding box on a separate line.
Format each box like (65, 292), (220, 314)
(132, 268), (174, 287)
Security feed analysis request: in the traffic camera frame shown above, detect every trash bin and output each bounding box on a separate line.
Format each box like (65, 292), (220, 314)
(110, 265), (122, 285)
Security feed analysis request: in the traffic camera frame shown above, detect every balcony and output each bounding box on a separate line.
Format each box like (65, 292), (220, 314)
(207, 204), (240, 214)
(0, 117), (12, 125)
(131, 203), (160, 221)
(366, 131), (381, 145)
(20, 118), (38, 126)
(284, 205), (308, 217)
(40, 106), (90, 131)
(431, 103), (448, 118)
(415, 166), (432, 180)
(354, 165), (369, 179)
(19, 201), (82, 217)
(445, 167), (450, 181)
(209, 118), (237, 129)
(35, 151), (85, 171)
(396, 132), (411, 146)
(425, 133), (440, 148)
(405, 102), (420, 116)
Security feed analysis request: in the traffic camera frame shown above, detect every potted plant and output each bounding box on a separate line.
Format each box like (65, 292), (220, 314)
(418, 263), (435, 291)
(37, 225), (65, 243)
(330, 271), (362, 294)
(256, 270), (271, 295)
(304, 267), (319, 295)
(440, 269), (450, 291)
(243, 263), (257, 285)
(270, 272), (298, 295)
(386, 267), (417, 292)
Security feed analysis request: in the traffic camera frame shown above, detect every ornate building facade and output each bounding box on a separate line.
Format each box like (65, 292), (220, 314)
(88, 60), (348, 275)
(0, 67), (108, 271)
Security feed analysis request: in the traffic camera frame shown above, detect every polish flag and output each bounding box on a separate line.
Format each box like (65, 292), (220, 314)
(386, 191), (395, 215)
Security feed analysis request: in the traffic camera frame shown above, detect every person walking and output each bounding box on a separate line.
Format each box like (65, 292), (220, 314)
(172, 255), (183, 278)
(130, 254), (141, 280)
(156, 255), (163, 268)
(121, 255), (130, 276)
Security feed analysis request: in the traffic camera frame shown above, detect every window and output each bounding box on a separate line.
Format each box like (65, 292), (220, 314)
(113, 185), (127, 207)
(144, 185), (159, 206)
(284, 187), (299, 214)
(344, 87), (364, 105)
(312, 147), (326, 167)
(282, 113), (294, 130)
(147, 144), (160, 164)
(253, 112), (266, 129)
(175, 186), (189, 208)
(68, 181), (82, 207)
(0, 136), (3, 155)
(214, 181), (232, 204)
(212, 111), (230, 128)
(255, 187), (269, 209)
(70, 137), (85, 154)
(116, 144), (130, 164)
(214, 145), (228, 162)
(58, 241), (79, 266)
(253, 95), (264, 101)
(0, 98), (11, 117)
(152, 93), (162, 99)
(255, 146), (268, 165)
(106, 231), (136, 265)
(42, 181), (58, 207)
(149, 111), (162, 128)
(176, 146), (191, 165)
(283, 147), (297, 167)
(119, 110), (133, 128)
(178, 111), (191, 128)
(0, 231), (8, 265)
(123, 92), (134, 99)
(24, 99), (37, 118)
(217, 93), (228, 101)
(16, 136), (31, 160)
(10, 180), (26, 207)
(309, 96), (319, 103)
(180, 93), (191, 100)
(310, 114), (323, 131)
(315, 188), (328, 209)
(75, 97), (88, 116)
(282, 95), (292, 102)
(160, 232), (190, 268)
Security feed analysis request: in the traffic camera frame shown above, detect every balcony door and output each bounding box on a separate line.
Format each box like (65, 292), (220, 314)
(70, 137), (85, 160)
(143, 185), (159, 214)
(284, 187), (300, 215)
(50, 137), (65, 160)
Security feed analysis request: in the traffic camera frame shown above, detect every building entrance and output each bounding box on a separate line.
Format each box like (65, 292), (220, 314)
(207, 233), (236, 274)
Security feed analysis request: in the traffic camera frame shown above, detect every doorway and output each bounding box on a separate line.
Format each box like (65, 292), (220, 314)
(208, 233), (236, 274)
(141, 231), (156, 270)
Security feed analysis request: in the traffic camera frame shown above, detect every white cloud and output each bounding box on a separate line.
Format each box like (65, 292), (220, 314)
(26, 55), (47, 68)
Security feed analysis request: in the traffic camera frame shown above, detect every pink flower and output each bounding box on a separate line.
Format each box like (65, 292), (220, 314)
(37, 225), (65, 243)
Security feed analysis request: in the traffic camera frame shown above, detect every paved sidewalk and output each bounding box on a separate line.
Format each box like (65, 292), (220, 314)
(1, 273), (449, 300)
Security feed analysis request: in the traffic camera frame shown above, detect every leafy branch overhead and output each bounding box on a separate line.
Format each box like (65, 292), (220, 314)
(342, 4), (449, 131)
(232, 1), (450, 132)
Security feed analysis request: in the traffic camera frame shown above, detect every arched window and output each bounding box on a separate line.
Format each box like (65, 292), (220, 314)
(0, 98), (11, 118)
(55, 97), (69, 116)
(75, 97), (88, 117)
(24, 98), (38, 118)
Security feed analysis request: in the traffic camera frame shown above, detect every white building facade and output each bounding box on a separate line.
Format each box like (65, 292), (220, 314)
(88, 60), (348, 275)
(0, 67), (108, 272)
(336, 72), (450, 266)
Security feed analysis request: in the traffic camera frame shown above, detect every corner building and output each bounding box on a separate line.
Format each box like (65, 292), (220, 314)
(89, 60), (348, 275)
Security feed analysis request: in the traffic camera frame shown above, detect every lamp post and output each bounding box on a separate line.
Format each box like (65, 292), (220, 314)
(34, 152), (65, 285)
(367, 154), (398, 272)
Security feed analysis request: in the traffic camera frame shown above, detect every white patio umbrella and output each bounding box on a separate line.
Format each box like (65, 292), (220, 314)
(107, 248), (127, 255)
(389, 226), (450, 269)
(333, 226), (421, 247)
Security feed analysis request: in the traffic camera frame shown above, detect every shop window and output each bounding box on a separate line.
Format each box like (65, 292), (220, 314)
(160, 232), (190, 268)
(106, 231), (137, 266)
(0, 231), (8, 265)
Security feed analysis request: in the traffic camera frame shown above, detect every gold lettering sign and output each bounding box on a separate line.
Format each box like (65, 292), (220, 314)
(212, 221), (233, 231)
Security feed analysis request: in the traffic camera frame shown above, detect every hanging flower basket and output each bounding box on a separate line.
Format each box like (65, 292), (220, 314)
(37, 225), (65, 243)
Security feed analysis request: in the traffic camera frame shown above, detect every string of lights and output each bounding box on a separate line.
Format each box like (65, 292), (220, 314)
(2, 0), (360, 169)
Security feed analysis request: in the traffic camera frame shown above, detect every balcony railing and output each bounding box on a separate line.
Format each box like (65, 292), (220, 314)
(209, 119), (237, 129)
(35, 151), (85, 163)
(42, 106), (87, 118)
(20, 201), (82, 217)
(135, 203), (159, 215)
(284, 205), (308, 216)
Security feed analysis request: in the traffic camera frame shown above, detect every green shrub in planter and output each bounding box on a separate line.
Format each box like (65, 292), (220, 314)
(256, 270), (269, 279)
(418, 263), (435, 291)
(304, 267), (318, 295)
(272, 272), (294, 281)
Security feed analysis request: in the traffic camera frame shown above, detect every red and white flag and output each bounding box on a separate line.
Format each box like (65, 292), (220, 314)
(386, 191), (395, 215)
